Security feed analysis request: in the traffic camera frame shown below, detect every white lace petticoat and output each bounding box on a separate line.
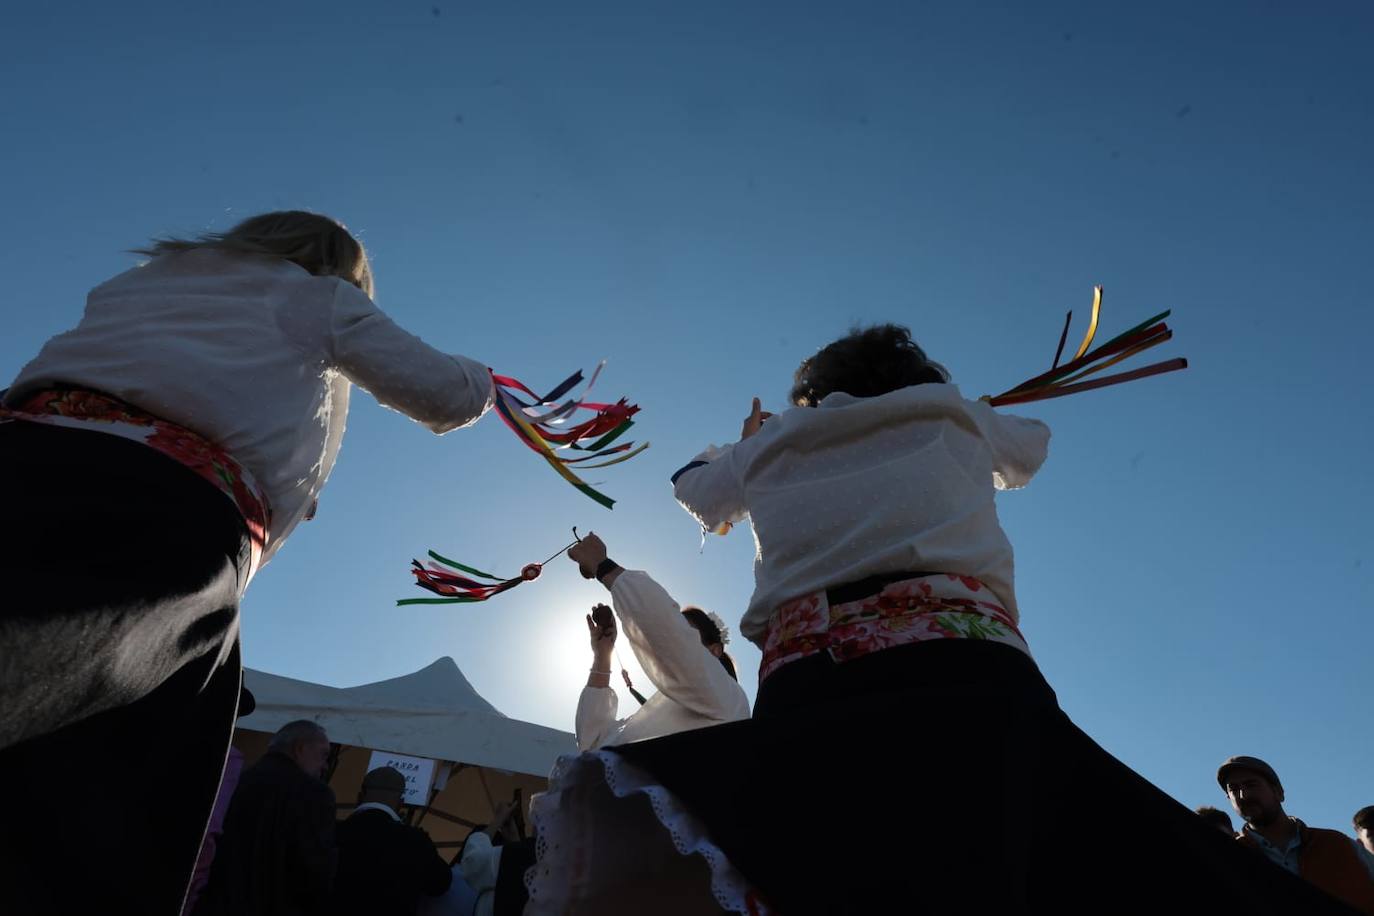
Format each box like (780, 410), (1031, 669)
(526, 749), (773, 915)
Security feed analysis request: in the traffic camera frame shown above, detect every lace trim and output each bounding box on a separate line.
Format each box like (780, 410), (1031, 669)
(526, 750), (773, 914)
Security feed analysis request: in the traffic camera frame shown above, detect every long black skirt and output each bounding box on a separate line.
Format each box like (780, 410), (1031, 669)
(0, 420), (248, 915)
(530, 639), (1360, 915)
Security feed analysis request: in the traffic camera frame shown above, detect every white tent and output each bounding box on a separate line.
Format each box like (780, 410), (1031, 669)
(239, 656), (575, 777)
(233, 657), (575, 853)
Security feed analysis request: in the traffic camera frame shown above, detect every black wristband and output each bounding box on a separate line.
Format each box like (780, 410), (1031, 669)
(594, 558), (620, 583)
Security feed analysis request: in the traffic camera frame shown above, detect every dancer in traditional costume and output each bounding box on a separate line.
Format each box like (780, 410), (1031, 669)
(526, 533), (751, 913)
(566, 532), (749, 751)
(0, 211), (494, 913)
(524, 323), (1356, 915)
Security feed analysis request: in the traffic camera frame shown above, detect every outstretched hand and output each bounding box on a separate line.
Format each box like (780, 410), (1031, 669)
(568, 532), (608, 578)
(740, 397), (774, 440)
(483, 799), (521, 841)
(490, 799), (517, 825)
(586, 603), (617, 655)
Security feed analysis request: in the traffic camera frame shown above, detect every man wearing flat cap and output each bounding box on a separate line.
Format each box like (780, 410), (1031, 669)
(196, 719), (338, 916)
(1219, 755), (1374, 914)
(332, 765), (452, 916)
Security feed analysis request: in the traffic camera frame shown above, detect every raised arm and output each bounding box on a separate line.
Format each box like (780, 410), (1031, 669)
(671, 397), (772, 531)
(325, 280), (494, 433)
(569, 535), (747, 723)
(573, 605), (626, 751)
(970, 399), (1051, 490)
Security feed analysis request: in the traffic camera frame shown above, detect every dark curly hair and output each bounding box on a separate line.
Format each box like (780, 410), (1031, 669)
(1355, 806), (1374, 832)
(681, 607), (738, 681)
(789, 323), (948, 407)
(1194, 805), (1234, 833)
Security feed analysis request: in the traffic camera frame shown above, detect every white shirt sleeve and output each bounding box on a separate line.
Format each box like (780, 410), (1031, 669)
(969, 400), (1051, 490)
(574, 686), (623, 752)
(610, 570), (751, 722)
(326, 281), (495, 434)
(459, 832), (501, 916)
(671, 443), (749, 532)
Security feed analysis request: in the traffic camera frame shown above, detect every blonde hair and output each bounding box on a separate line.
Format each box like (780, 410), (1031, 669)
(133, 210), (374, 297)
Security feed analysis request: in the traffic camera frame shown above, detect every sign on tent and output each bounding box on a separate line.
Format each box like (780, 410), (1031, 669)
(367, 750), (438, 806)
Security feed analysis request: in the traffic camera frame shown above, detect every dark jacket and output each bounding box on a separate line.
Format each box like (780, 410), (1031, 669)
(331, 806), (452, 916)
(1238, 819), (1374, 915)
(195, 751), (338, 916)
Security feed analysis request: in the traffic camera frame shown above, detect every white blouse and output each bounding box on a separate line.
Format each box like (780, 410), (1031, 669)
(574, 570), (752, 751)
(6, 249), (494, 565)
(672, 384), (1051, 644)
(458, 832), (500, 916)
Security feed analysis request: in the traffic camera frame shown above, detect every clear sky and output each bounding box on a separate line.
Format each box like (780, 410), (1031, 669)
(3, 1), (1370, 836)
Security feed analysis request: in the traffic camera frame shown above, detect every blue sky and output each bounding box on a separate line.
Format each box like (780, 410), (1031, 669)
(3, 1), (1370, 835)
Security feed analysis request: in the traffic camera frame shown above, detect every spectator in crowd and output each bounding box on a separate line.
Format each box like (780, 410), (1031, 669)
(196, 720), (338, 916)
(461, 800), (535, 916)
(417, 860), (480, 916)
(1220, 755), (1374, 914)
(333, 766), (452, 916)
(1196, 805), (1236, 836)
(1356, 807), (1374, 857)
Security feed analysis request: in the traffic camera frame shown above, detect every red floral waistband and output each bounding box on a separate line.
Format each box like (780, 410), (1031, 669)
(759, 573), (1030, 684)
(0, 388), (270, 585)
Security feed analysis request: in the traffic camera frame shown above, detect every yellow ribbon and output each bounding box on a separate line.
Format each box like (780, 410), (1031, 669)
(1072, 285), (1103, 361)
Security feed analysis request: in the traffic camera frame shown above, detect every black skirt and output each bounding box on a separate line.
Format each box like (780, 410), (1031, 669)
(0, 420), (249, 914)
(541, 639), (1360, 915)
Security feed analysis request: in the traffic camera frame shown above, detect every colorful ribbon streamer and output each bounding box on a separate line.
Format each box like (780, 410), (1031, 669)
(490, 364), (649, 509)
(987, 286), (1187, 407)
(398, 536), (580, 606)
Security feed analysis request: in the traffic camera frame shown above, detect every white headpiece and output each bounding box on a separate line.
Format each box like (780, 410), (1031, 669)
(706, 610), (730, 646)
